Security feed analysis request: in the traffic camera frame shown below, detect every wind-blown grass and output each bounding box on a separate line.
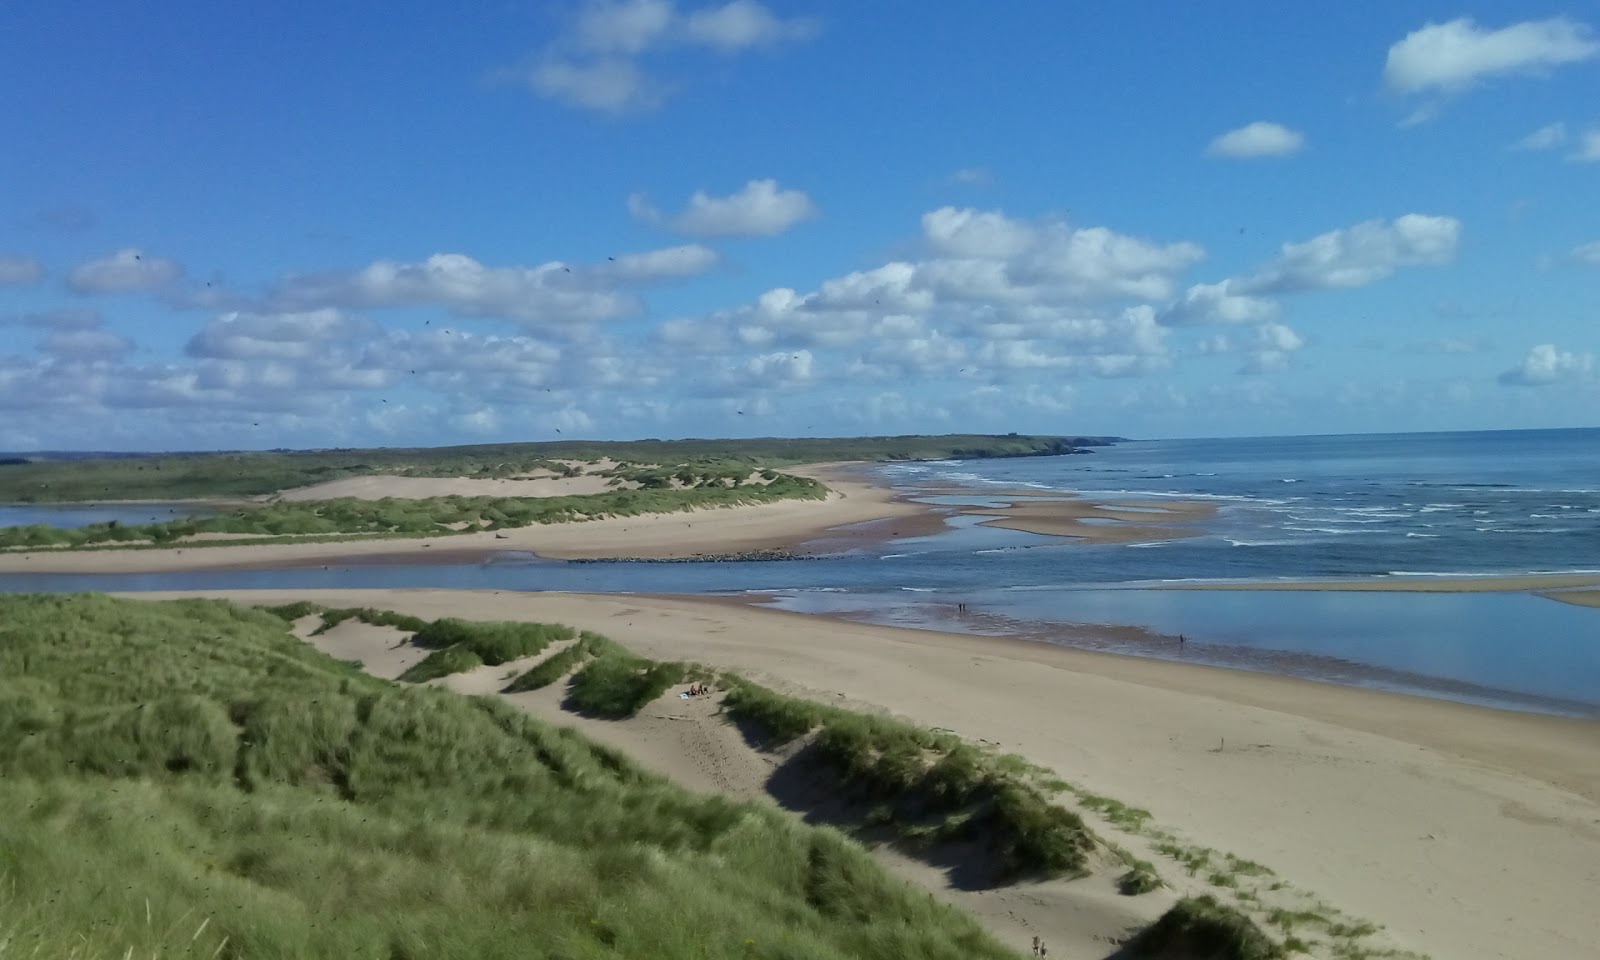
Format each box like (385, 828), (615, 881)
(718, 675), (1095, 881)
(1127, 895), (1285, 960)
(0, 434), (1111, 502)
(0, 472), (829, 550)
(0, 592), (1023, 960)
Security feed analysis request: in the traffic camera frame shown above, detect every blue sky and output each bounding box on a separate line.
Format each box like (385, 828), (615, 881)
(1, 2), (1597, 450)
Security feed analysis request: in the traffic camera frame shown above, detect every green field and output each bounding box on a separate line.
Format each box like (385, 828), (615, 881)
(0, 433), (1112, 503)
(0, 593), (1278, 959)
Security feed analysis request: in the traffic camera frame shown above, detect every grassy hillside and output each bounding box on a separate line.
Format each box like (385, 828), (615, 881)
(0, 433), (1112, 502)
(0, 593), (1022, 959)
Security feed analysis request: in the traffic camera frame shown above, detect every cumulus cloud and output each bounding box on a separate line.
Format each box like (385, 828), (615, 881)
(1512, 122), (1566, 150)
(919, 206), (1205, 301)
(1384, 17), (1598, 94)
(1206, 122), (1306, 158)
(268, 247), (715, 329)
(67, 248), (183, 294)
(1498, 344), (1594, 386)
(629, 179), (817, 236)
(0, 255), (45, 285)
(1164, 214), (1459, 325)
(1246, 214), (1460, 294)
(185, 309), (374, 361)
(516, 0), (817, 113)
(1160, 279), (1280, 326)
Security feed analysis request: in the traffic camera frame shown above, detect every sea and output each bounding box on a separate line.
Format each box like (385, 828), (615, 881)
(2, 428), (1596, 716)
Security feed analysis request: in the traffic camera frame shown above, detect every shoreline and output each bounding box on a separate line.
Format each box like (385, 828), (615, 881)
(729, 591), (1600, 720)
(118, 588), (1600, 960)
(0, 461), (1218, 573)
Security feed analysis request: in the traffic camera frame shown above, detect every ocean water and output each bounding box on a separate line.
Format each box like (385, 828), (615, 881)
(1, 428), (1595, 715)
(876, 427), (1600, 582)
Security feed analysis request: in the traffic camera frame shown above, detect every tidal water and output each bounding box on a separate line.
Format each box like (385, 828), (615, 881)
(2, 429), (1596, 715)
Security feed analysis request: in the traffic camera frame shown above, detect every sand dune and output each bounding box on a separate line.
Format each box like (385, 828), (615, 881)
(0, 464), (939, 573)
(273, 472), (623, 501)
(128, 587), (1600, 960)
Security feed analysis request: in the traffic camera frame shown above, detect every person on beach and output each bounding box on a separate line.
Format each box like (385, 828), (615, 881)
(1031, 935), (1040, 956)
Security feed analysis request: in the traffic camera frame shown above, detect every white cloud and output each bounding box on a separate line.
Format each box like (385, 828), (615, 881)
(1246, 214), (1460, 294)
(38, 329), (134, 362)
(1229, 323), (1305, 375)
(269, 247), (714, 328)
(1571, 240), (1600, 266)
(1160, 279), (1280, 326)
(1384, 17), (1599, 94)
(530, 58), (663, 114)
(1498, 344), (1594, 386)
(67, 248), (183, 294)
(575, 0), (676, 54)
(683, 0), (817, 51)
(920, 207), (1205, 302)
(1512, 122), (1567, 150)
(1497, 342), (1587, 384)
(1164, 214), (1458, 328)
(1572, 130), (1600, 163)
(631, 179), (817, 236)
(0, 255), (45, 285)
(1206, 121), (1306, 158)
(519, 1), (816, 113)
(186, 309), (373, 361)
(449, 407), (501, 435)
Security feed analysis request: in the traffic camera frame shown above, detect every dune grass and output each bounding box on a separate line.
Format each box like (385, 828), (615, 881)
(0, 592), (1027, 960)
(502, 631), (608, 692)
(1128, 895), (1285, 960)
(0, 471), (829, 550)
(0, 434), (1110, 503)
(716, 675), (1096, 881)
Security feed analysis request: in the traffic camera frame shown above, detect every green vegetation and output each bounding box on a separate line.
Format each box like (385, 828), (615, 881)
(1117, 858), (1163, 895)
(0, 593), (1027, 959)
(1128, 895), (1285, 960)
(503, 630), (610, 692)
(718, 675), (1095, 881)
(0, 434), (1112, 503)
(399, 618), (577, 684)
(0, 471), (828, 549)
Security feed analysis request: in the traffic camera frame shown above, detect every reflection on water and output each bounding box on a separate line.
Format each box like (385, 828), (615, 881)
(762, 588), (1600, 717)
(0, 502), (216, 529)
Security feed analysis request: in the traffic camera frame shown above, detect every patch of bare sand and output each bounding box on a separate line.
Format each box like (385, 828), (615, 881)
(140, 588), (1600, 960)
(1, 463), (939, 572)
(202, 598), (1169, 956)
(291, 617), (427, 682)
(272, 473), (622, 501)
(1541, 588), (1600, 608)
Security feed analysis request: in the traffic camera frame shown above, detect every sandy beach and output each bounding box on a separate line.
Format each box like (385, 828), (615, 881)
(0, 462), (1218, 573)
(122, 587), (1600, 960)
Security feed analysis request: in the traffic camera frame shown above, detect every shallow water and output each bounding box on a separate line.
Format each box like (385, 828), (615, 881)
(0, 502), (215, 529)
(2, 428), (1597, 716)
